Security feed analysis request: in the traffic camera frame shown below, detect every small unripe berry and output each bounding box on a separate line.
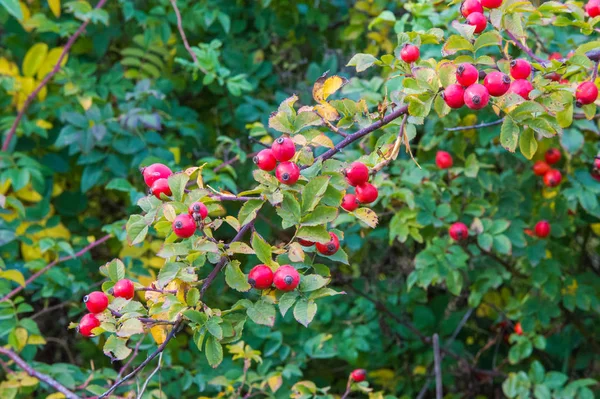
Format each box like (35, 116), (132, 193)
(449, 222), (469, 241)
(466, 12), (487, 33)
(481, 0), (502, 8)
(508, 79), (534, 99)
(112, 279), (135, 300)
(345, 162), (370, 186)
(84, 291), (109, 314)
(442, 84), (466, 109)
(400, 44), (420, 63)
(534, 220), (551, 238)
(355, 183), (378, 204)
(350, 369), (367, 382)
(436, 151), (453, 169)
(456, 63), (479, 87)
(273, 265), (300, 291)
(575, 81), (598, 107)
(464, 84), (490, 109)
(248, 265), (274, 289)
(188, 202), (208, 221)
(173, 214), (196, 238)
(585, 0), (600, 17)
(142, 163), (172, 187)
(514, 322), (523, 336)
(483, 72), (511, 96)
(315, 232), (340, 256)
(460, 0), (483, 17)
(510, 59), (532, 79)
(271, 137), (296, 162)
(532, 161), (550, 176)
(543, 169), (562, 187)
(297, 238), (315, 247)
(253, 149), (277, 171)
(149, 178), (172, 199)
(78, 313), (101, 337)
(275, 162), (300, 185)
(545, 148), (561, 165)
(341, 194), (360, 212)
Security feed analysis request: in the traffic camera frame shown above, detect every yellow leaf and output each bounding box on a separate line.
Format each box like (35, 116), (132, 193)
(20, 2), (32, 31)
(0, 270), (26, 286)
(315, 102), (339, 121)
(36, 119), (53, 129)
(48, 0), (61, 17)
(27, 334), (47, 345)
(0, 57), (19, 76)
(22, 43), (49, 77)
(150, 325), (169, 345)
(37, 47), (67, 80)
(78, 96), (92, 110)
(46, 393), (66, 399)
(20, 376), (39, 387)
(169, 147), (181, 164)
(267, 375), (282, 392)
(312, 72), (348, 103)
(13, 327), (28, 350)
(37, 83), (47, 101)
(591, 223), (600, 236)
(311, 134), (335, 149)
(412, 365), (426, 375)
(15, 184), (43, 202)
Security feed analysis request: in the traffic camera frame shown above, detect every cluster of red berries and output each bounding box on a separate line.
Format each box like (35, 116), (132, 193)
(525, 220), (551, 239)
(460, 0), (503, 35)
(172, 202), (208, 239)
(532, 148), (563, 188)
(254, 137), (300, 185)
(247, 265), (300, 291)
(78, 279), (135, 337)
(142, 163), (173, 199)
(298, 231), (341, 256)
(341, 162), (378, 212)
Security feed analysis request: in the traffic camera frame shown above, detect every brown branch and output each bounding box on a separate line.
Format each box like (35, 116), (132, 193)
(433, 334), (443, 399)
(0, 347), (80, 399)
(340, 375), (352, 399)
(1, 0), (109, 152)
(116, 337), (144, 380)
(169, 0), (208, 75)
(505, 30), (546, 64)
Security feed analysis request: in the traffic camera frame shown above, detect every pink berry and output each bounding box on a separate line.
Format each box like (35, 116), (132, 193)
(400, 44), (420, 63)
(271, 137), (296, 162)
(461, 0), (483, 17)
(508, 79), (534, 99)
(253, 149), (277, 171)
(464, 84), (490, 109)
(456, 63), (479, 87)
(575, 81), (598, 106)
(510, 59), (532, 80)
(483, 72), (511, 96)
(442, 84), (466, 108)
(466, 12), (487, 33)
(436, 151), (453, 169)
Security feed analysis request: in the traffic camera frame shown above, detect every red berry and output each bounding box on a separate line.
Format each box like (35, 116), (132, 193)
(545, 72), (562, 82)
(483, 72), (511, 96)
(142, 163), (172, 188)
(271, 137), (296, 162)
(575, 81), (598, 106)
(84, 291), (109, 314)
(355, 183), (378, 204)
(464, 84), (490, 109)
(548, 52), (562, 61)
(253, 149), (277, 171)
(298, 238), (315, 247)
(534, 220), (551, 238)
(173, 213), (196, 238)
(248, 265), (274, 289)
(436, 151), (453, 169)
(514, 322), (523, 336)
(510, 59), (532, 79)
(543, 169), (562, 187)
(460, 0), (483, 17)
(481, 0), (502, 8)
(400, 44), (420, 63)
(273, 265), (300, 291)
(188, 202), (208, 221)
(345, 162), (370, 186)
(466, 12), (487, 33)
(593, 157), (600, 173)
(508, 79), (534, 99)
(545, 148), (561, 165)
(456, 63), (479, 87)
(586, 0), (600, 17)
(78, 313), (101, 337)
(532, 161), (550, 176)
(442, 84), (466, 108)
(449, 222), (469, 241)
(315, 232), (340, 256)
(275, 162), (300, 185)
(150, 178), (172, 199)
(112, 279), (135, 300)
(341, 193), (360, 212)
(350, 369), (367, 382)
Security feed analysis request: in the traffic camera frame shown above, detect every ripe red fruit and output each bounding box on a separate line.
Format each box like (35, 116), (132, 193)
(510, 59), (532, 79)
(271, 137), (296, 162)
(460, 0), (483, 17)
(442, 84), (466, 108)
(188, 202), (208, 221)
(436, 151), (453, 169)
(548, 52), (562, 61)
(449, 222), (469, 241)
(464, 84), (490, 109)
(532, 161), (550, 176)
(400, 44), (420, 63)
(273, 265), (300, 291)
(253, 149), (277, 171)
(173, 213), (196, 238)
(543, 169), (562, 187)
(456, 63), (479, 87)
(248, 265), (274, 289)
(275, 162), (300, 185)
(341, 194), (359, 211)
(350, 369), (367, 382)
(545, 148), (561, 165)
(112, 279), (135, 300)
(150, 178), (172, 199)
(466, 12), (487, 33)
(78, 313), (101, 337)
(508, 79), (534, 99)
(514, 322), (523, 336)
(355, 182), (378, 204)
(483, 72), (511, 96)
(481, 0), (502, 8)
(345, 162), (370, 186)
(585, 0), (600, 17)
(298, 238), (315, 247)
(593, 157), (600, 173)
(84, 291), (109, 314)
(534, 220), (551, 238)
(575, 81), (598, 107)
(142, 163), (172, 187)
(315, 232), (340, 256)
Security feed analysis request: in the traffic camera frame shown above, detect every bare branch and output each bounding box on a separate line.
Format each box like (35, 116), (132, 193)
(169, 0), (198, 65)
(136, 352), (162, 399)
(445, 119), (504, 131)
(504, 30), (546, 64)
(433, 334), (443, 399)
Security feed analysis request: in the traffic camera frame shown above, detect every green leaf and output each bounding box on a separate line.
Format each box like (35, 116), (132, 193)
(299, 274), (329, 292)
(544, 372), (568, 389)
(117, 318), (144, 337)
(225, 260), (251, 292)
(251, 232), (274, 267)
(500, 118), (519, 152)
(183, 309), (207, 324)
(103, 336), (132, 361)
(106, 178), (135, 192)
(238, 199), (265, 226)
(276, 192), (301, 229)
(519, 128), (538, 160)
(346, 53), (378, 72)
(167, 173), (189, 202)
(442, 35), (474, 56)
(186, 288), (200, 306)
(205, 335), (223, 368)
(206, 318), (223, 339)
(446, 270), (463, 296)
(157, 262), (181, 288)
(464, 154), (479, 178)
(0, 0), (23, 21)
(107, 259), (126, 282)
(296, 225), (331, 244)
(247, 298), (276, 326)
(278, 291), (300, 316)
(474, 31), (502, 51)
(301, 176), (329, 214)
(126, 215), (148, 245)
(300, 206), (338, 226)
(293, 298), (317, 327)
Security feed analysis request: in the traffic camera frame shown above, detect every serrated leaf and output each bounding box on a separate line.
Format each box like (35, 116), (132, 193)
(288, 242), (305, 262)
(500, 118), (519, 152)
(442, 35), (474, 56)
(276, 192), (301, 229)
(225, 260), (251, 292)
(251, 232), (274, 267)
(300, 205), (338, 226)
(0, 0), (23, 20)
(299, 274), (329, 292)
(157, 262), (181, 288)
(205, 335), (223, 368)
(354, 207), (378, 228)
(474, 31), (502, 51)
(103, 336), (132, 361)
(117, 318), (144, 337)
(186, 288), (200, 306)
(107, 259), (126, 282)
(183, 309), (207, 324)
(293, 298), (317, 327)
(297, 225), (331, 244)
(228, 242), (254, 255)
(126, 214), (148, 245)
(301, 176), (329, 214)
(167, 173), (189, 202)
(519, 128), (537, 160)
(238, 199), (265, 226)
(346, 53), (378, 72)
(247, 298), (276, 326)
(278, 291), (300, 316)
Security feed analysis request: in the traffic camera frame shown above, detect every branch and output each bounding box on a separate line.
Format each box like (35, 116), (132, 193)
(136, 352), (162, 399)
(372, 114), (409, 172)
(340, 375), (352, 399)
(1, 0), (109, 152)
(433, 334), (443, 399)
(445, 119), (504, 131)
(0, 347), (80, 399)
(1, 233), (112, 303)
(169, 0), (198, 65)
(504, 30), (546, 64)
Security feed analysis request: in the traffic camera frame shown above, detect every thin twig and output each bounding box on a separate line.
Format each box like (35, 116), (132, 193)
(372, 114), (408, 172)
(592, 60), (599, 81)
(169, 0), (198, 65)
(445, 119), (504, 131)
(433, 334), (443, 399)
(505, 30), (546, 64)
(320, 116), (348, 137)
(116, 338), (144, 380)
(340, 375), (353, 399)
(136, 352), (162, 399)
